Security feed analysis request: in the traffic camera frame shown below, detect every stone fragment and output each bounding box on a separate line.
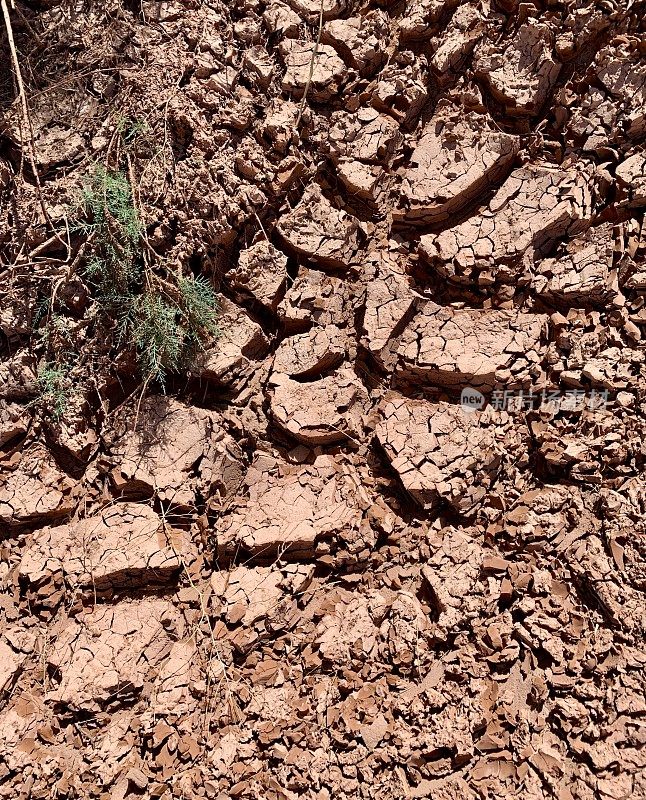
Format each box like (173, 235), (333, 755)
(227, 241), (288, 309)
(395, 304), (547, 391)
(280, 40), (347, 102)
(474, 22), (561, 116)
(376, 395), (517, 513)
(276, 183), (360, 270)
(268, 367), (368, 445)
(395, 109), (518, 226)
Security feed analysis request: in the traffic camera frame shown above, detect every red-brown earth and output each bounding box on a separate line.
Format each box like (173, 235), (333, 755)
(1, 1), (645, 798)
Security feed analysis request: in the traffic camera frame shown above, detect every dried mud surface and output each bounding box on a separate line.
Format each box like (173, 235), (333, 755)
(1, 1), (646, 799)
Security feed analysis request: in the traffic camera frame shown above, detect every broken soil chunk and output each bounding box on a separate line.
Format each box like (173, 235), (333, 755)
(376, 395), (518, 514)
(19, 504), (193, 602)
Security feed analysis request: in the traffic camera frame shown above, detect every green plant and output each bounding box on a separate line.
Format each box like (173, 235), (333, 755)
(80, 165), (142, 298)
(36, 362), (70, 421)
(79, 164), (219, 389)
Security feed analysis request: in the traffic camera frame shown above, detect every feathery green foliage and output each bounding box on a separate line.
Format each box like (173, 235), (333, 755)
(36, 363), (69, 421)
(79, 163), (219, 388)
(80, 165), (142, 296)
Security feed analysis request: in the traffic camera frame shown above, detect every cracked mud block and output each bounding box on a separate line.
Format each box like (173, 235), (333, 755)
(315, 590), (389, 665)
(532, 224), (622, 307)
(394, 108), (518, 226)
(327, 109), (402, 204)
(395, 304), (547, 391)
(46, 598), (182, 711)
(322, 11), (390, 78)
(275, 183), (360, 270)
(596, 44), (646, 140)
(566, 534), (644, 635)
(211, 563), (313, 627)
(197, 298), (270, 387)
(19, 504), (194, 603)
(0, 288), (33, 339)
(381, 591), (435, 674)
(216, 453), (374, 561)
(2, 90), (88, 172)
(430, 3), (486, 83)
(328, 108), (402, 165)
(268, 367), (368, 445)
(263, 2), (300, 38)
(108, 397), (243, 508)
(421, 164), (593, 288)
(370, 60), (429, 127)
(280, 40), (347, 103)
(616, 153), (646, 208)
(568, 43), (646, 152)
(600, 477), (646, 592)
(273, 325), (347, 378)
(226, 240), (288, 309)
(376, 395), (518, 514)
(0, 350), (38, 401)
(557, 333), (644, 394)
(212, 565), (282, 627)
(243, 46), (275, 91)
(531, 405), (645, 482)
(421, 526), (485, 637)
(284, 0), (350, 22)
(336, 160), (388, 205)
(398, 0), (460, 42)
(0, 402), (30, 447)
(278, 265), (352, 332)
(475, 22), (561, 116)
(361, 248), (416, 372)
(152, 638), (199, 716)
(0, 444), (76, 531)
(0, 640), (23, 697)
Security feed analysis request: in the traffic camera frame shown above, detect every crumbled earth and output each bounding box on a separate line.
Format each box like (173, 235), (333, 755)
(1, 1), (646, 799)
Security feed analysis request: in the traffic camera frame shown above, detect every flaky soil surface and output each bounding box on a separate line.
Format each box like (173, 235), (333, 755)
(1, 1), (646, 799)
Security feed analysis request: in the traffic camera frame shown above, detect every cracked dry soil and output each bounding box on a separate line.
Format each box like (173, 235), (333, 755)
(1, 1), (646, 798)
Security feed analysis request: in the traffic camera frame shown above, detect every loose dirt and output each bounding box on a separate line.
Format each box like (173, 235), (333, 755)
(1, 1), (645, 798)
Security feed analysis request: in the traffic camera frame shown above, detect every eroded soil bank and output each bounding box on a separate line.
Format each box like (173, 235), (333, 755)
(1, 0), (645, 798)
